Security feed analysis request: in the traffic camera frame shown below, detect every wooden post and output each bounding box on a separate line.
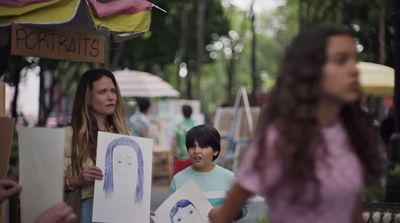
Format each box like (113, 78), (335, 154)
(0, 82), (5, 117)
(0, 82), (5, 223)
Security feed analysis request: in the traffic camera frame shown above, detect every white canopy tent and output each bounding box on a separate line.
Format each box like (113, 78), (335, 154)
(113, 69), (180, 98)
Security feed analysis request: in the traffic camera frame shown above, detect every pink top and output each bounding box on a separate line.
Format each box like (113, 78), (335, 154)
(237, 122), (363, 223)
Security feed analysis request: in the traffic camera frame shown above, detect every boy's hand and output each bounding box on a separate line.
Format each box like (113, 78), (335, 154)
(0, 179), (22, 203)
(208, 206), (221, 222)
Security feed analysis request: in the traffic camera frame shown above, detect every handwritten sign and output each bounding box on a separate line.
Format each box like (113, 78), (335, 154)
(11, 24), (105, 63)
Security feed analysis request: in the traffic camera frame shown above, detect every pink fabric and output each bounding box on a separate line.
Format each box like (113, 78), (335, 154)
(0, 0), (52, 7)
(237, 122), (363, 223)
(87, 0), (151, 18)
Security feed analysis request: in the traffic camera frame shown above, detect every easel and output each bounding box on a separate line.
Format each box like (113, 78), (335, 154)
(223, 87), (254, 172)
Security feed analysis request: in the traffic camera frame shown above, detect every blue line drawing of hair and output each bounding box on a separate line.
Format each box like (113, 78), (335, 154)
(170, 199), (202, 223)
(103, 137), (144, 203)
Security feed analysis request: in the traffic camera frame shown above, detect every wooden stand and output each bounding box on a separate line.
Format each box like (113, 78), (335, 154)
(152, 150), (172, 186)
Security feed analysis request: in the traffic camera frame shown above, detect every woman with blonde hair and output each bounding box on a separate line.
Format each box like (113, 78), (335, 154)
(64, 69), (130, 223)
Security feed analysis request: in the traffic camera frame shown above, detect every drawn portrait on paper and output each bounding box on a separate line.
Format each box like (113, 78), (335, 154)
(170, 199), (203, 223)
(103, 137), (144, 204)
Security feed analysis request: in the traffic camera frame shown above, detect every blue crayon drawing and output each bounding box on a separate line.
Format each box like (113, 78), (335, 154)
(170, 199), (203, 223)
(103, 137), (144, 203)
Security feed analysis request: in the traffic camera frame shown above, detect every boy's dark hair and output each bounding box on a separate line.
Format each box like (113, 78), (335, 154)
(136, 97), (150, 113)
(186, 124), (221, 161)
(182, 105), (193, 119)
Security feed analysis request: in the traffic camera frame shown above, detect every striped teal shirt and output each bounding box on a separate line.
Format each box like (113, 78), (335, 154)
(169, 165), (248, 220)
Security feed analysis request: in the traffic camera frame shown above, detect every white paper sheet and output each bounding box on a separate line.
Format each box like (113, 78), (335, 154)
(152, 180), (213, 223)
(93, 132), (153, 223)
(19, 127), (65, 223)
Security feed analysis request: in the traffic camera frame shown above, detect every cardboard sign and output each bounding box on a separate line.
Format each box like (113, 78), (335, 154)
(0, 82), (4, 116)
(0, 117), (14, 178)
(11, 24), (105, 63)
(19, 128), (65, 223)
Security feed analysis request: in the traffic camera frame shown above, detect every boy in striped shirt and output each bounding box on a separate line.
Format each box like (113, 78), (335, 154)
(169, 124), (247, 221)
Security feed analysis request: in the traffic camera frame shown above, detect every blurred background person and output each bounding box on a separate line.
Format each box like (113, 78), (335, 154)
(129, 97), (151, 138)
(171, 104), (196, 175)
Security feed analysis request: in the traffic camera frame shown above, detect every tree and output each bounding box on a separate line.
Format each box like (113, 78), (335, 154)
(108, 0), (230, 98)
(296, 0), (394, 66)
(37, 60), (85, 126)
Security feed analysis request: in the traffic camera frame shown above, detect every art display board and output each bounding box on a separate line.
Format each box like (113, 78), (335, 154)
(153, 99), (204, 152)
(0, 117), (14, 178)
(152, 180), (213, 223)
(93, 132), (153, 223)
(213, 107), (235, 136)
(213, 107), (260, 139)
(19, 128), (65, 223)
(156, 99), (201, 118)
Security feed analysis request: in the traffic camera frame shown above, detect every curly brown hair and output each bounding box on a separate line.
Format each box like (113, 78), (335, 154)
(254, 26), (383, 204)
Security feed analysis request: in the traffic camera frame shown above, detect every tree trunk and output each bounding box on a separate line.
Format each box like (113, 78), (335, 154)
(179, 0), (188, 94)
(111, 42), (125, 70)
(10, 70), (20, 121)
(194, 0), (207, 99)
(38, 67), (46, 126)
(226, 53), (236, 103)
(379, 0), (387, 64)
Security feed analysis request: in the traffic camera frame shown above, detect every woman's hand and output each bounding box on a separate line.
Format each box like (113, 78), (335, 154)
(0, 179), (22, 203)
(208, 206), (221, 222)
(79, 166), (103, 186)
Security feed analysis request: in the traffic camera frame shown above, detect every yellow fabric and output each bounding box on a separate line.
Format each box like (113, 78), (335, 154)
(0, 0), (151, 33)
(0, 0), (79, 26)
(357, 62), (394, 96)
(64, 127), (95, 200)
(92, 10), (150, 33)
(0, 0), (63, 17)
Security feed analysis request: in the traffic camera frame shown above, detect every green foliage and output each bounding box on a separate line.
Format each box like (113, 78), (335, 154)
(297, 0), (393, 65)
(362, 187), (386, 202)
(110, 0), (230, 71)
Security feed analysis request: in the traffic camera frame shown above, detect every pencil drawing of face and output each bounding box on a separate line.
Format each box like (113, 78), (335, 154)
(113, 146), (137, 194)
(170, 199), (203, 223)
(103, 137), (144, 204)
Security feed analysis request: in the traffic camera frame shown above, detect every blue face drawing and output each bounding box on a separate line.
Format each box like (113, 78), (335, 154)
(103, 137), (144, 203)
(170, 199), (203, 223)
(113, 146), (137, 192)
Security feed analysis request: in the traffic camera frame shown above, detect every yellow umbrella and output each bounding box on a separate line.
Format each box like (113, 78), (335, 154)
(357, 62), (394, 96)
(0, 0), (151, 35)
